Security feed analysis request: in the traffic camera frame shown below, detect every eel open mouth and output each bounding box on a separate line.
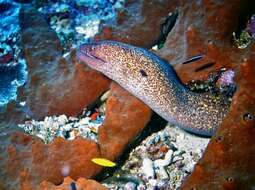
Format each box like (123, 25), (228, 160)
(77, 44), (106, 67)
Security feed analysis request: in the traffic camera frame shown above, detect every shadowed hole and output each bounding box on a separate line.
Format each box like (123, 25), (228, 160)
(234, 1), (255, 37)
(0, 2), (11, 13)
(243, 112), (254, 122)
(70, 182), (77, 190)
(94, 112), (168, 181)
(150, 10), (179, 49)
(225, 177), (234, 183)
(215, 135), (224, 142)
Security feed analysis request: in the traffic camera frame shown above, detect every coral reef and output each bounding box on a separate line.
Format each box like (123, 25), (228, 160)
(0, 131), (103, 189)
(98, 82), (152, 161)
(0, 0), (27, 106)
(20, 7), (110, 118)
(0, 0), (21, 67)
(0, 82), (152, 190)
(181, 44), (255, 189)
(154, 0), (255, 188)
(37, 0), (124, 49)
(0, 0), (254, 189)
(18, 111), (104, 144)
(18, 91), (109, 143)
(102, 125), (209, 189)
(0, 60), (27, 107)
(96, 0), (180, 48)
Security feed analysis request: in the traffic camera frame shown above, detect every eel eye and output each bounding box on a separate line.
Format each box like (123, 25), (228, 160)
(140, 69), (148, 77)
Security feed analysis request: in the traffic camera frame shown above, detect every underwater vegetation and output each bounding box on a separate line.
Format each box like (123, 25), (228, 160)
(0, 0), (254, 190)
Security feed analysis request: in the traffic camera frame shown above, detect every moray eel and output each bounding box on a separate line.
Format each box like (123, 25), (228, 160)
(77, 41), (230, 136)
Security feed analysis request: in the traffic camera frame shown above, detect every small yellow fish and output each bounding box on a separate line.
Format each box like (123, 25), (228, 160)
(89, 126), (98, 134)
(91, 158), (116, 167)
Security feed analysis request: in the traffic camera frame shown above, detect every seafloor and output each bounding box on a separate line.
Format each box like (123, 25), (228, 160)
(0, 0), (254, 190)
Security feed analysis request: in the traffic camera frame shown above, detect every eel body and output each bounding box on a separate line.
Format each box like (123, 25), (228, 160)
(77, 41), (230, 136)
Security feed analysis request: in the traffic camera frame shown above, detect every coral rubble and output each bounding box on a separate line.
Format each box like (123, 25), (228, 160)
(102, 125), (209, 189)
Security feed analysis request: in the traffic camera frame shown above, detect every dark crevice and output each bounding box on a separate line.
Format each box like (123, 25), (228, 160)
(54, 179), (64, 186)
(243, 113), (254, 122)
(150, 10), (179, 49)
(76, 88), (110, 118)
(194, 62), (215, 72)
(234, 1), (255, 37)
(0, 2), (11, 14)
(13, 0), (34, 4)
(94, 112), (168, 181)
(70, 182), (77, 190)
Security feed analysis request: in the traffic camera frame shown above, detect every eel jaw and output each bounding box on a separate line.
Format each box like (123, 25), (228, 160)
(77, 44), (106, 69)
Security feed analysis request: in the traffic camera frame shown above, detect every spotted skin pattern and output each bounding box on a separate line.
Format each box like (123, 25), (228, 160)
(77, 41), (230, 136)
